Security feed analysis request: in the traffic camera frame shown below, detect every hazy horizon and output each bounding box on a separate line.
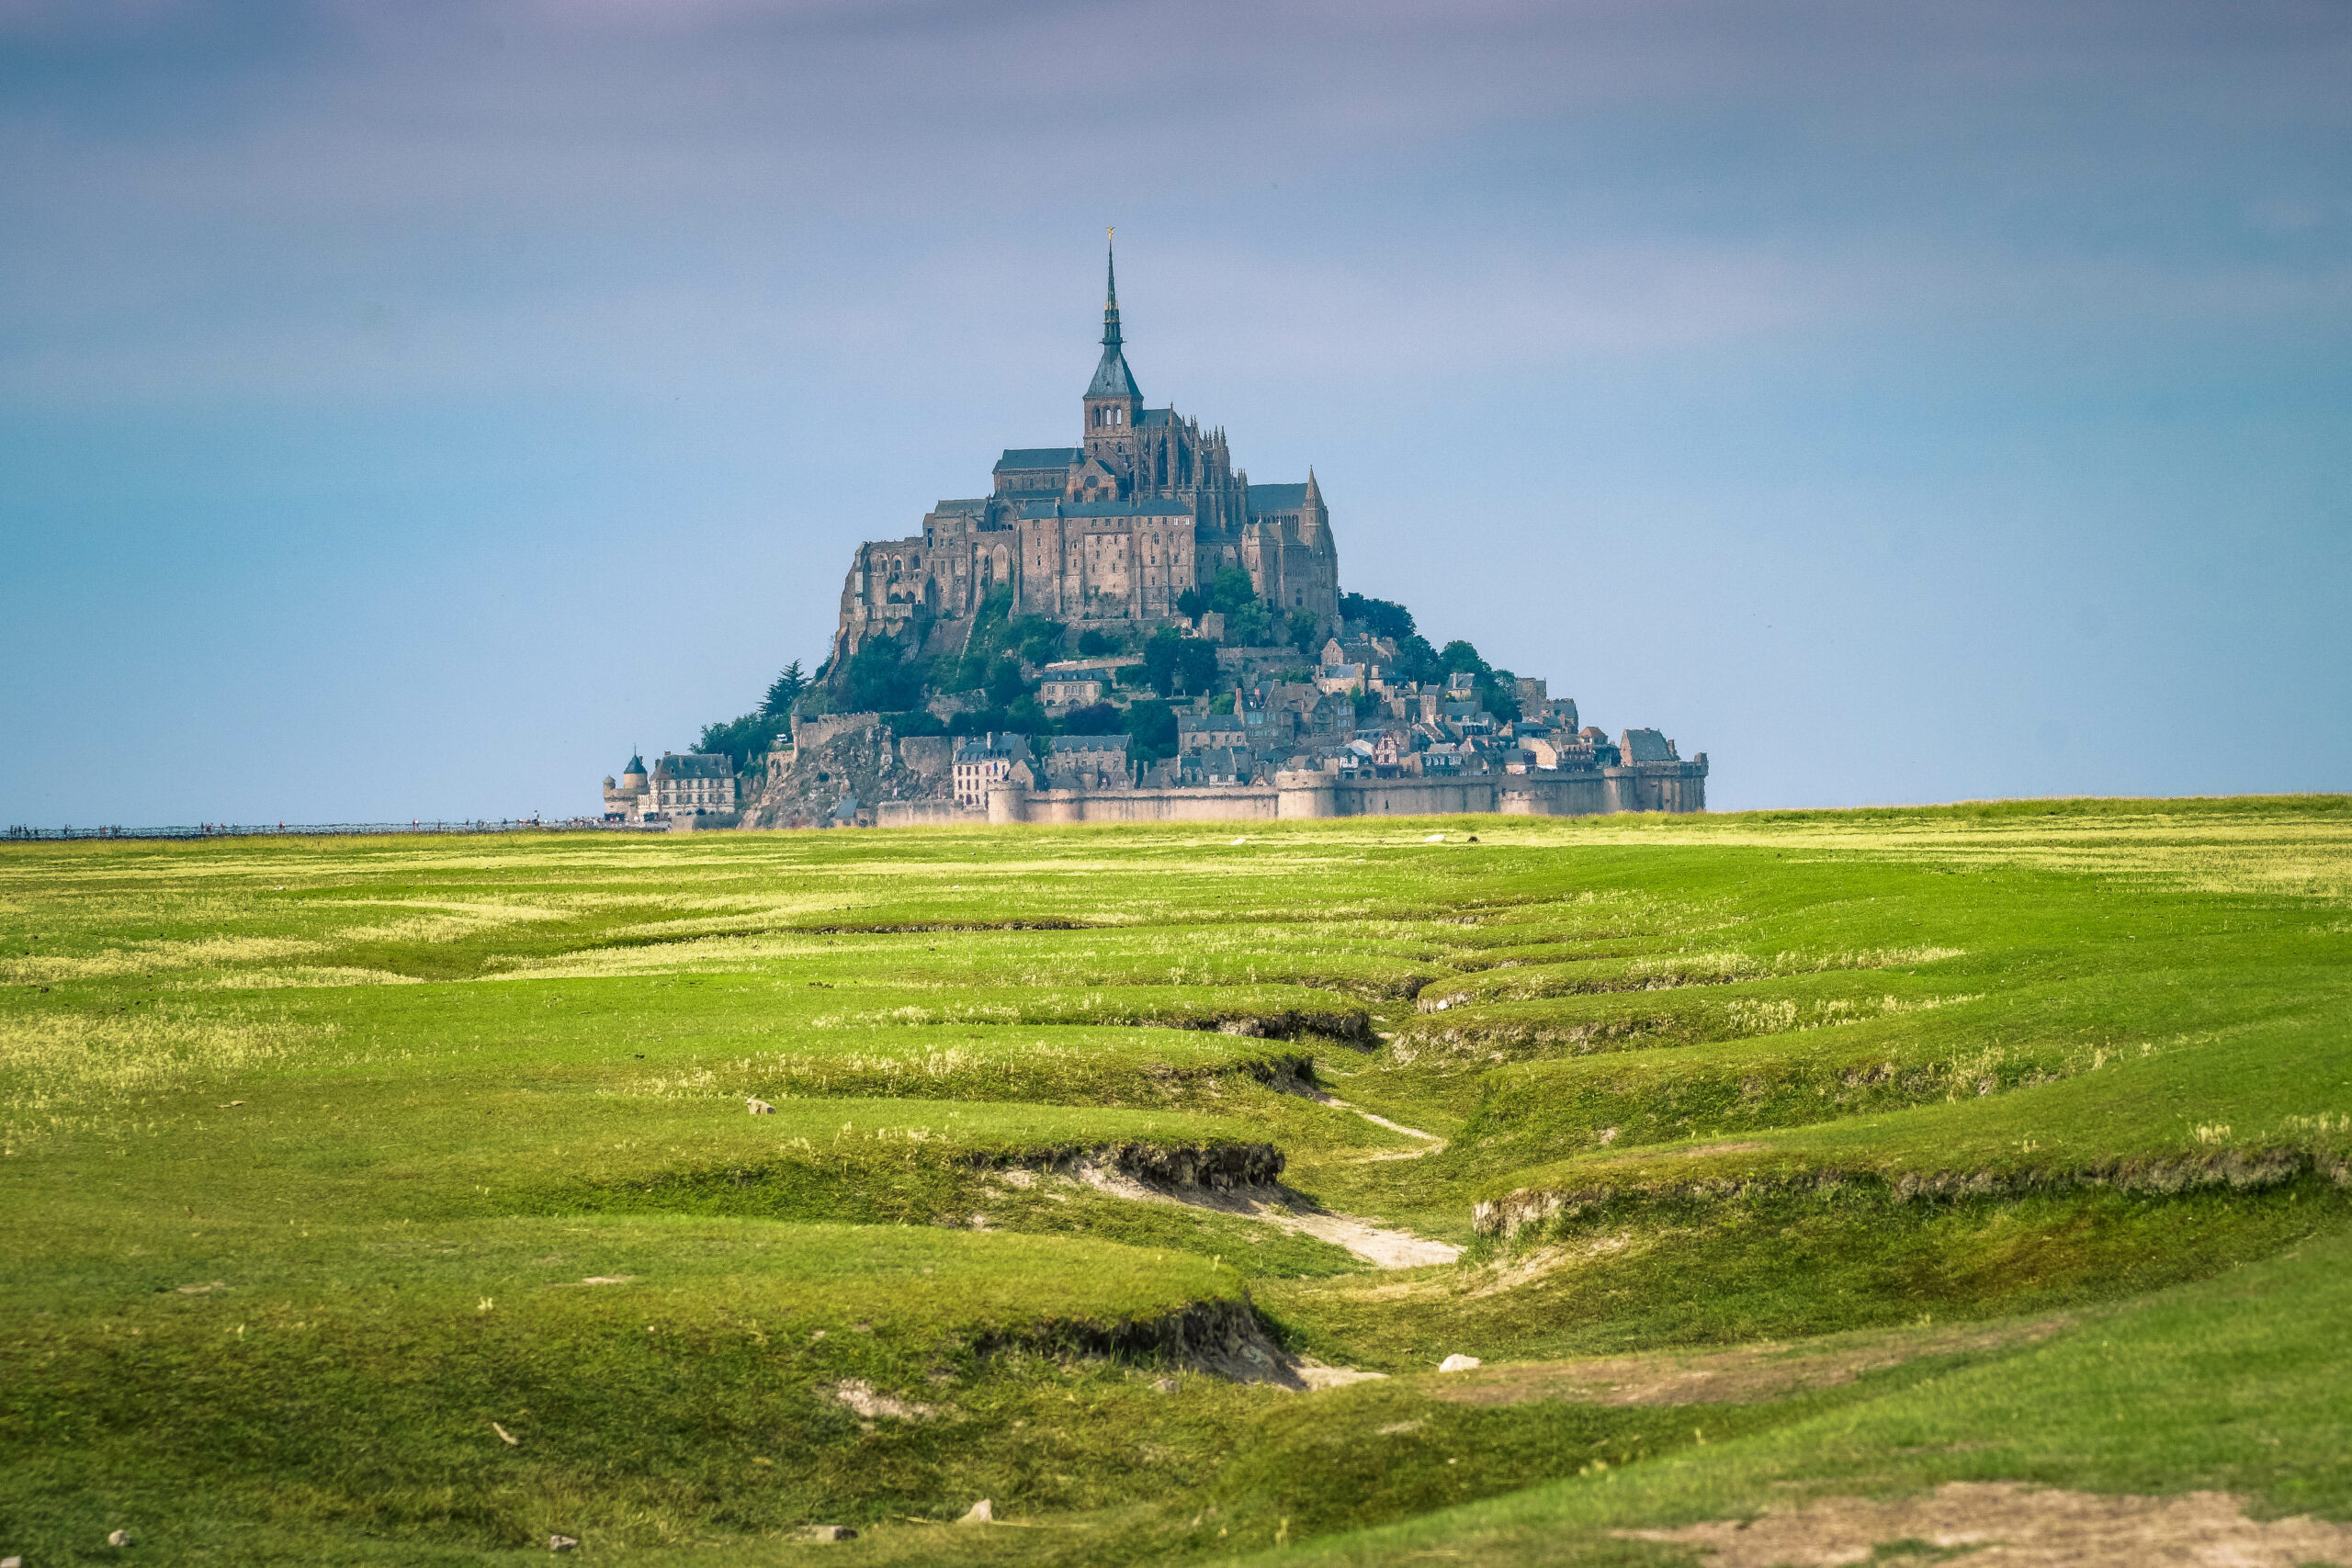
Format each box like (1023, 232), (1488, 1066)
(4, 1), (2346, 824)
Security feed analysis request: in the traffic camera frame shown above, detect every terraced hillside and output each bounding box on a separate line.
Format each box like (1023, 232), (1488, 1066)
(4, 796), (2350, 1565)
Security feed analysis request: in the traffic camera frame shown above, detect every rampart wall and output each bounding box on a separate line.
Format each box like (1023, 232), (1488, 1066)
(790, 712), (882, 750)
(876, 800), (987, 828)
(978, 761), (1706, 825)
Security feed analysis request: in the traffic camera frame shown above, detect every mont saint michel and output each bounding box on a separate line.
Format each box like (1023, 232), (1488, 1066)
(604, 245), (1707, 829)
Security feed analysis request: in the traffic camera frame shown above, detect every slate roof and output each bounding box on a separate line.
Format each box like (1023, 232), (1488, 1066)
(1087, 346), (1142, 400)
(953, 732), (1032, 763)
(1246, 482), (1309, 514)
(994, 447), (1081, 472)
(651, 751), (735, 781)
(1182, 747), (1255, 781)
(1621, 728), (1679, 762)
(623, 754), (646, 775)
(1046, 734), (1131, 755)
(1136, 408), (1179, 426)
(930, 498), (987, 515)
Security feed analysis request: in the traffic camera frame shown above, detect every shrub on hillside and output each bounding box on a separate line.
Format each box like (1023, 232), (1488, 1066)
(1142, 627), (1222, 698)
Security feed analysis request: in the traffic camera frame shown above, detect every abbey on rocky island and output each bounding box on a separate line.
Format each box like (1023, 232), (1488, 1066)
(602, 243), (1707, 829)
(831, 243), (1339, 664)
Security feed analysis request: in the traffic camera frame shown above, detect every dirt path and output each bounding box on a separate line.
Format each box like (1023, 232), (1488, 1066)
(1073, 1163), (1462, 1269)
(1317, 1094), (1449, 1160)
(1423, 1314), (2072, 1407)
(1620, 1482), (2352, 1566)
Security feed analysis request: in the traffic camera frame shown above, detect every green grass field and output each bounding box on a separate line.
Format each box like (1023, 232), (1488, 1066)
(5, 797), (2350, 1563)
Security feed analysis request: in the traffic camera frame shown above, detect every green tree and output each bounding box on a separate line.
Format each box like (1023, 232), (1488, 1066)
(1339, 592), (1417, 643)
(695, 711), (786, 775)
(1287, 607), (1321, 658)
(1076, 627), (1119, 658)
(1206, 567), (1258, 614)
(985, 656), (1033, 708)
(760, 660), (807, 717)
(1482, 669), (1523, 724)
(1141, 627), (1222, 698)
(1013, 616), (1069, 666)
(1120, 699), (1178, 760)
(839, 634), (926, 714)
(1057, 703), (1125, 736)
(1438, 639), (1493, 682)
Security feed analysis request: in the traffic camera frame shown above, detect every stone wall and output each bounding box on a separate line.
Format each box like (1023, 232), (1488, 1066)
(790, 712), (883, 750)
(876, 800), (987, 828)
(898, 736), (955, 783)
(988, 786), (1281, 825)
(979, 761), (1705, 825)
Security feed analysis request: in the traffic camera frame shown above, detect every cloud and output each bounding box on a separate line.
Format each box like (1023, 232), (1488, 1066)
(1, 0), (2346, 424)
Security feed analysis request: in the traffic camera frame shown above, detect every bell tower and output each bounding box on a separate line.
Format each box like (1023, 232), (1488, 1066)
(1082, 231), (1142, 470)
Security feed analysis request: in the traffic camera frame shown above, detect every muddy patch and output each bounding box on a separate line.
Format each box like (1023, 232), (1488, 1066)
(1071, 1162), (1461, 1269)
(1427, 1316), (2067, 1408)
(829, 1380), (937, 1420)
(1617, 1481), (2352, 1565)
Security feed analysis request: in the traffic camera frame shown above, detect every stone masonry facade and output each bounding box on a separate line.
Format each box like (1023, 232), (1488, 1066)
(651, 244), (1709, 830)
(831, 243), (1339, 663)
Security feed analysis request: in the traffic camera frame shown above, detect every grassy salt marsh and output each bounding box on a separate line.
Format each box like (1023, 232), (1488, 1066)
(3, 795), (2350, 1563)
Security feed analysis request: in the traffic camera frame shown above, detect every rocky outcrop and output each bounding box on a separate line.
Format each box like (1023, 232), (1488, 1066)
(966, 1140), (1286, 1190)
(738, 718), (956, 829)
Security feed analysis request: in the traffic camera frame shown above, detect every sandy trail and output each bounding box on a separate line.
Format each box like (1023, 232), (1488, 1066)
(1317, 1094), (1449, 1160)
(1620, 1482), (2352, 1566)
(1073, 1163), (1462, 1269)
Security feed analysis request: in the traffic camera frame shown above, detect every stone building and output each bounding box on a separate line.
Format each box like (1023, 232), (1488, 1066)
(601, 754), (650, 821)
(603, 751), (738, 822)
(953, 732), (1033, 808)
(1039, 668), (1115, 710)
(650, 752), (738, 818)
(1042, 733), (1133, 789)
(831, 242), (1340, 664)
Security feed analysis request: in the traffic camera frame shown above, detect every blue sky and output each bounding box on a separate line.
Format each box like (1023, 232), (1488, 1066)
(2, 0), (2346, 823)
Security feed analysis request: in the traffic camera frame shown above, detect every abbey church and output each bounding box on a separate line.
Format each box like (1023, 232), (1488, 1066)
(831, 246), (1340, 662)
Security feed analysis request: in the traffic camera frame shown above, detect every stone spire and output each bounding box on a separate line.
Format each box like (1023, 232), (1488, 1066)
(1087, 229), (1141, 401)
(1103, 231), (1121, 349)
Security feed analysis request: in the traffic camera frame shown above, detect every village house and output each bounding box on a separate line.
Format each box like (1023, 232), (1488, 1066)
(953, 732), (1033, 807)
(1177, 711), (1247, 750)
(603, 751), (738, 822)
(1039, 667), (1116, 710)
(1043, 733), (1133, 789)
